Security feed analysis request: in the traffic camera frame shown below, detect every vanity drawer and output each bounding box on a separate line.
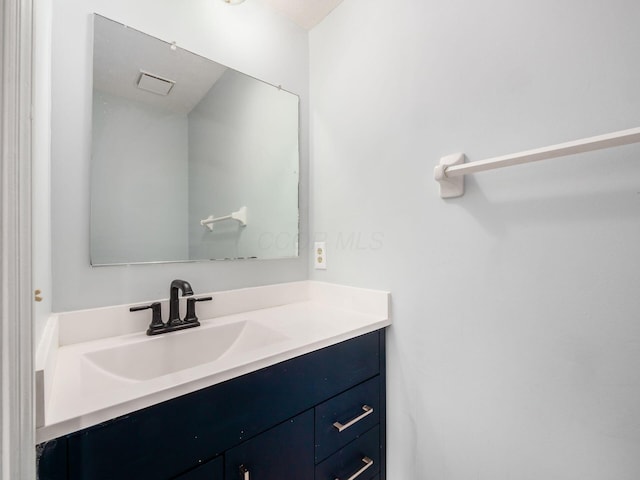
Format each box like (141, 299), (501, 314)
(315, 376), (380, 463)
(315, 426), (380, 480)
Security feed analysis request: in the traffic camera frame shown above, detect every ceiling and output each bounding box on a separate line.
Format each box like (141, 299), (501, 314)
(258, 0), (344, 30)
(93, 2), (347, 112)
(93, 15), (227, 114)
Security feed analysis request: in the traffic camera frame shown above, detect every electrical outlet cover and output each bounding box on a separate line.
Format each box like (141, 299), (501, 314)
(314, 242), (327, 269)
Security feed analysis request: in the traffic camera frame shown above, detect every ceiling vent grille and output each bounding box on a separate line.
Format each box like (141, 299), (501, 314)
(136, 71), (175, 96)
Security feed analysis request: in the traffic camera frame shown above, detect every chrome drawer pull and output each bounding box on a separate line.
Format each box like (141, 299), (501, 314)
(333, 405), (374, 432)
(334, 456), (374, 480)
(239, 465), (249, 480)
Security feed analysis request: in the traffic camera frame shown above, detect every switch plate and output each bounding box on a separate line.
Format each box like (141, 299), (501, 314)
(314, 242), (327, 270)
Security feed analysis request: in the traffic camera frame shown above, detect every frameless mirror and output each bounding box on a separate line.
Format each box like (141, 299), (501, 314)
(90, 15), (300, 265)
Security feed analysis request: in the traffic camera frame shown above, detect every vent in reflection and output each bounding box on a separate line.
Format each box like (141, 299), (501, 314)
(136, 71), (175, 96)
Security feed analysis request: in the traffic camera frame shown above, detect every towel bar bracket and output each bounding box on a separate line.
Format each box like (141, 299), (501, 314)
(434, 153), (465, 198)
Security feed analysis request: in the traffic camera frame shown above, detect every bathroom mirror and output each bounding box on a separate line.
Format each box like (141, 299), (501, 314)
(90, 15), (300, 265)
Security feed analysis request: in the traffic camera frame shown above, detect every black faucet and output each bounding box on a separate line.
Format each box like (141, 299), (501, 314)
(129, 280), (212, 335)
(168, 279), (194, 327)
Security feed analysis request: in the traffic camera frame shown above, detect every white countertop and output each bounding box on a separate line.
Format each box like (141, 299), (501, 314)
(36, 281), (390, 443)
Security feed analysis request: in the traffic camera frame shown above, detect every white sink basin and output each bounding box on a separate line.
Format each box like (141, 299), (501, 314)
(83, 320), (288, 381)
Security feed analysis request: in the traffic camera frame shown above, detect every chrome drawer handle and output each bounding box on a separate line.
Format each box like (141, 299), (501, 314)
(334, 456), (374, 480)
(239, 464), (249, 480)
(333, 405), (374, 432)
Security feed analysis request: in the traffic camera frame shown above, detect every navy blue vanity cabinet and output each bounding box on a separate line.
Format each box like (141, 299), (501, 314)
(37, 329), (387, 480)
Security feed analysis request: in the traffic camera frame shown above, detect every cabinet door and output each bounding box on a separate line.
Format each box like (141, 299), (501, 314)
(225, 410), (314, 480)
(173, 455), (223, 480)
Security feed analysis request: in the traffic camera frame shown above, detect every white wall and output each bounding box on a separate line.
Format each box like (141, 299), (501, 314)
(188, 69), (299, 260)
(310, 1), (640, 479)
(49, 0), (309, 314)
(33, 0), (53, 345)
(91, 91), (189, 264)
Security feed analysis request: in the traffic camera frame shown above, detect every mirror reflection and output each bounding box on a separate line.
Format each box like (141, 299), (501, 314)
(90, 15), (300, 265)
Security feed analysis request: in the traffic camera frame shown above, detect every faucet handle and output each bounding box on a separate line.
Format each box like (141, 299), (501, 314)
(184, 296), (213, 324)
(130, 302), (165, 335)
